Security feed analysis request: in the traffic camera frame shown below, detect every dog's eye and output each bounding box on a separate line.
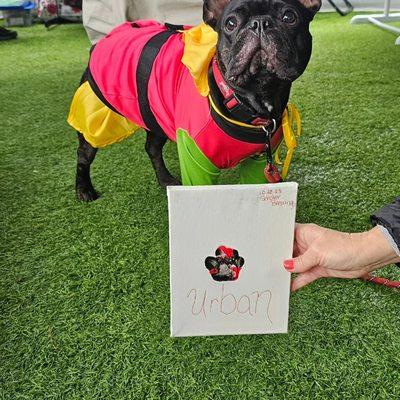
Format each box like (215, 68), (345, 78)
(225, 16), (238, 32)
(282, 10), (297, 25)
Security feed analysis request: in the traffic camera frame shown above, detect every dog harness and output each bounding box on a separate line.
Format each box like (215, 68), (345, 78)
(68, 21), (301, 185)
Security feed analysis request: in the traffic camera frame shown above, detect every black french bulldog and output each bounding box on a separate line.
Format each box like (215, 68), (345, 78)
(75, 0), (320, 201)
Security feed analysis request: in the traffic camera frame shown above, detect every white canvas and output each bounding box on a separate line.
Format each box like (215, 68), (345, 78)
(167, 183), (298, 337)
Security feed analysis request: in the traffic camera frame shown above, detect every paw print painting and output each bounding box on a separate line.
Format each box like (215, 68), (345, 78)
(205, 246), (245, 282)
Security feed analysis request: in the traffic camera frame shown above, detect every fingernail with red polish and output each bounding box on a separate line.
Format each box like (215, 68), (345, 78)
(284, 259), (295, 271)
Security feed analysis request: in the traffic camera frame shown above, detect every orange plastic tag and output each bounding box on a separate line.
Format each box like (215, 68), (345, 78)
(264, 163), (282, 184)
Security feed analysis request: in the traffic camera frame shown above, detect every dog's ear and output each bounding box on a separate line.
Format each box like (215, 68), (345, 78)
(203, 0), (230, 28)
(297, 0), (321, 14)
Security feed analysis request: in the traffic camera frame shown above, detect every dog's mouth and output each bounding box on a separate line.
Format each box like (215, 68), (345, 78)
(249, 49), (269, 76)
(226, 44), (277, 88)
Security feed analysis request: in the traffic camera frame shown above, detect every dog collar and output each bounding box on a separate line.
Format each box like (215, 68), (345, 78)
(208, 67), (281, 144)
(208, 94), (282, 143)
(211, 57), (272, 127)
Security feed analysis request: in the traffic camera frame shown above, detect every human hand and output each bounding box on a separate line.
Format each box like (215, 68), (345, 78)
(284, 224), (400, 292)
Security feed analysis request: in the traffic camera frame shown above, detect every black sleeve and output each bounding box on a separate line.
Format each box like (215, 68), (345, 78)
(371, 197), (400, 250)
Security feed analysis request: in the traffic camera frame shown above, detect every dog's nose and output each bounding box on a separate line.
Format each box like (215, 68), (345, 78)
(248, 17), (270, 36)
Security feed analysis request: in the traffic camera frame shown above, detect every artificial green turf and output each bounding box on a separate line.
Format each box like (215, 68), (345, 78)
(1, 13), (399, 400)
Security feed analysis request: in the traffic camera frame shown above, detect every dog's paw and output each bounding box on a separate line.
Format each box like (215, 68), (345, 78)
(76, 186), (100, 202)
(159, 176), (181, 188)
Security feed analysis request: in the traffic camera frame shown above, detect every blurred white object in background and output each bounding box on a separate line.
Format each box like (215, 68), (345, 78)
(350, 0), (400, 45)
(83, 0), (202, 44)
(322, 0), (399, 11)
(81, 0), (400, 45)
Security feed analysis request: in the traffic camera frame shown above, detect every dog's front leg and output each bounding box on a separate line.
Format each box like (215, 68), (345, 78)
(145, 130), (181, 188)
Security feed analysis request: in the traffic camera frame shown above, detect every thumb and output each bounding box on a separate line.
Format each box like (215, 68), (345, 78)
(283, 249), (318, 273)
(291, 270), (321, 292)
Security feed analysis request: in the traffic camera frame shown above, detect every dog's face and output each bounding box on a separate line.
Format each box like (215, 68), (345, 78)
(204, 0), (320, 115)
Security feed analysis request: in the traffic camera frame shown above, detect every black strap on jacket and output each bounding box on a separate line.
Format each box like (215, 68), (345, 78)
(86, 68), (122, 115)
(136, 24), (182, 136)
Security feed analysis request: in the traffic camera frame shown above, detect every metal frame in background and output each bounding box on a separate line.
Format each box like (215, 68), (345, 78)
(350, 0), (400, 45)
(327, 0), (354, 16)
